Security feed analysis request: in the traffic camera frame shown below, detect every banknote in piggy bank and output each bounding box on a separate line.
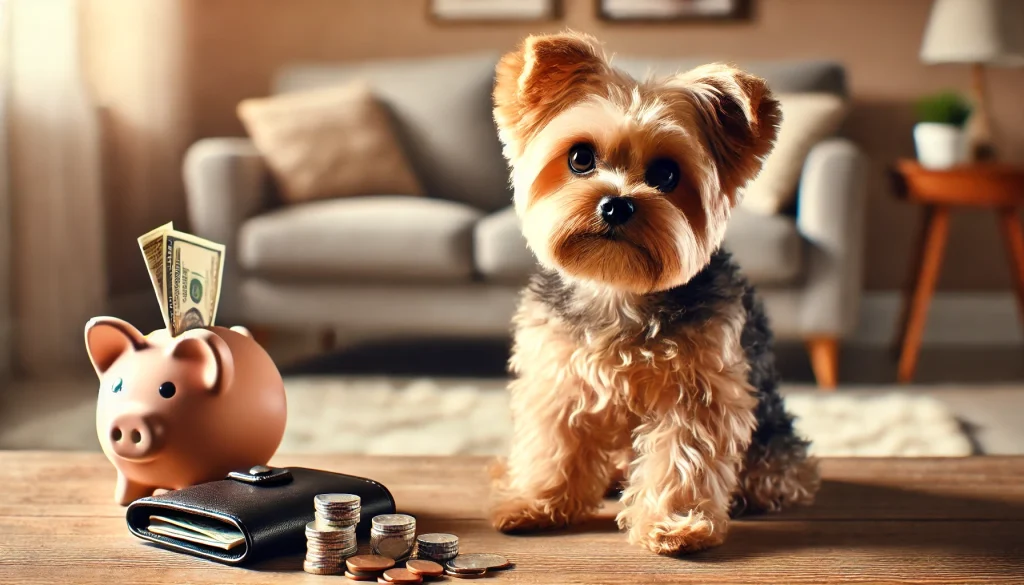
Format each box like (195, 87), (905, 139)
(85, 317), (287, 505)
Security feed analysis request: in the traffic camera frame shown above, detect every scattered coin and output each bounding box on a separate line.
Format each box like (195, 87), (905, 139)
(447, 553), (511, 572)
(345, 570), (380, 581)
(347, 555), (397, 573)
(444, 568), (487, 579)
(382, 568), (424, 584)
(405, 559), (444, 577)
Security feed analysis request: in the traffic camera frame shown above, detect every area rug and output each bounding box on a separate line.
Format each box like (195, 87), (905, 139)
(278, 377), (974, 457)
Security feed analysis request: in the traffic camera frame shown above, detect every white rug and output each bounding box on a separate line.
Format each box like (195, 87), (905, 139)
(278, 377), (974, 457)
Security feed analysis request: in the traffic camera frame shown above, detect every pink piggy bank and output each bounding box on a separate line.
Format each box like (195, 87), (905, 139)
(85, 317), (287, 505)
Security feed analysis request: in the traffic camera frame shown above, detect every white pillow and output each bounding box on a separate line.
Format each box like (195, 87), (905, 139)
(741, 93), (848, 215)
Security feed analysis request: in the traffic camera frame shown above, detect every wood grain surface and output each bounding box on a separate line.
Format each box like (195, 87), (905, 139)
(1, 453), (1023, 584)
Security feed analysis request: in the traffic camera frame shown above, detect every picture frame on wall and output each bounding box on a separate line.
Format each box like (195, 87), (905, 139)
(599, 0), (748, 21)
(431, 0), (558, 22)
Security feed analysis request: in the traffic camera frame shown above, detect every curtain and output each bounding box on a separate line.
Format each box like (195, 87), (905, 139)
(0, 0), (9, 380)
(7, 0), (105, 376)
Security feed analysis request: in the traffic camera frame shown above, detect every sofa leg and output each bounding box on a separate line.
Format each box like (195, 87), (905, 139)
(805, 337), (839, 390)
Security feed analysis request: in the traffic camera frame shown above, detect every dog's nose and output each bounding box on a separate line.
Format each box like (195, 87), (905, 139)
(598, 196), (635, 227)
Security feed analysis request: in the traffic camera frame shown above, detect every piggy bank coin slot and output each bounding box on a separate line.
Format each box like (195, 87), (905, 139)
(227, 465), (293, 486)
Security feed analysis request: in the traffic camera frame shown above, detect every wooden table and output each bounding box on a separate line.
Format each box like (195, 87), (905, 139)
(2, 452), (1023, 584)
(891, 159), (1024, 383)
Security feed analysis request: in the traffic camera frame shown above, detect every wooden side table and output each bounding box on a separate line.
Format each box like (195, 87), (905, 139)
(891, 159), (1024, 383)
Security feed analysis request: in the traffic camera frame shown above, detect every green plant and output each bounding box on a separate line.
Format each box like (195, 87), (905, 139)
(915, 92), (972, 127)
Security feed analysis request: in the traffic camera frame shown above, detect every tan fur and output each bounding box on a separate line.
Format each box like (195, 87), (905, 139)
(490, 32), (798, 555)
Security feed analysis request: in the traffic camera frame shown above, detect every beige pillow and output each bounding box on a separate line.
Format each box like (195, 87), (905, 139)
(741, 93), (848, 214)
(238, 81), (423, 203)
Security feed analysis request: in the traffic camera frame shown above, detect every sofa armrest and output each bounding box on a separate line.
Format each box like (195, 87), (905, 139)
(795, 137), (868, 338)
(183, 138), (269, 321)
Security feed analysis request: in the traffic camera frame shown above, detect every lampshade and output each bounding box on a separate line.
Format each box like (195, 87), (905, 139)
(920, 0), (1024, 66)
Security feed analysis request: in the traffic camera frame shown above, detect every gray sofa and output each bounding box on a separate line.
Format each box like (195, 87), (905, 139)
(184, 53), (866, 388)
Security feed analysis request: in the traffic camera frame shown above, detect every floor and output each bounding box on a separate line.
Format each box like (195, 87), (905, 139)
(1, 339), (1022, 454)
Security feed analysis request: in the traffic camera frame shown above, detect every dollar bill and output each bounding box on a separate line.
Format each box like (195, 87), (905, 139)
(137, 222), (175, 330)
(137, 222), (225, 336)
(148, 514), (245, 550)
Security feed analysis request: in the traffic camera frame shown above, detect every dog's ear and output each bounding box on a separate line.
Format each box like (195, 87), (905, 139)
(494, 31), (610, 158)
(667, 64), (781, 200)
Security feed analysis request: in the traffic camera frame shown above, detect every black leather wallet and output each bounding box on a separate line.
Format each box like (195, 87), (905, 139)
(125, 465), (396, 565)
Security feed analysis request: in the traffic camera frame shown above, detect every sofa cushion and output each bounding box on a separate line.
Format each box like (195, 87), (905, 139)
(474, 206), (535, 284)
(473, 206), (803, 286)
(724, 207), (804, 285)
(273, 54), (511, 212)
(239, 196), (482, 281)
(742, 93), (848, 215)
(237, 81), (423, 204)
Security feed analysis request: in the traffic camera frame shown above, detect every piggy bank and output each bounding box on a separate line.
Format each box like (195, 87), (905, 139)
(84, 317), (287, 505)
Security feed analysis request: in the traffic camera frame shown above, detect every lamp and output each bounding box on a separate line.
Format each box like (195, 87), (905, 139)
(920, 0), (1024, 161)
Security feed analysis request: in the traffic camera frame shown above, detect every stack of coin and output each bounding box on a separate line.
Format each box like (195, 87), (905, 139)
(314, 493), (362, 529)
(302, 493), (361, 575)
(303, 521), (357, 574)
(370, 514), (417, 561)
(414, 533), (459, 562)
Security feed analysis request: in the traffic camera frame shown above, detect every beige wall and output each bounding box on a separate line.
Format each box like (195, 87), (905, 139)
(9, 0), (106, 375)
(88, 0), (1024, 295)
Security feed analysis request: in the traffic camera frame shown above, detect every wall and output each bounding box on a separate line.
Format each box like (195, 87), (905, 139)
(89, 0), (1024, 295)
(8, 0), (105, 375)
(80, 0), (190, 301)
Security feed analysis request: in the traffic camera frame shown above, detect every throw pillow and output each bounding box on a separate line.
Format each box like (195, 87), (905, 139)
(238, 81), (424, 203)
(741, 93), (848, 214)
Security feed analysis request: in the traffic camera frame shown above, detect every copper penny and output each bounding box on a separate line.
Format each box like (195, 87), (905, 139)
(405, 560), (444, 577)
(347, 555), (396, 573)
(344, 570), (379, 581)
(382, 568), (423, 584)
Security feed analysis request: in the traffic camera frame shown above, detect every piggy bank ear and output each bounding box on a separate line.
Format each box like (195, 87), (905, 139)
(166, 329), (234, 393)
(84, 317), (147, 376)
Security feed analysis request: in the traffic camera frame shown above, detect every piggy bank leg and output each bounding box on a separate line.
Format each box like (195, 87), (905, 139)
(115, 472), (154, 505)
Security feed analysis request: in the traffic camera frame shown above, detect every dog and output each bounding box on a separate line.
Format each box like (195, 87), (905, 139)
(488, 31), (819, 555)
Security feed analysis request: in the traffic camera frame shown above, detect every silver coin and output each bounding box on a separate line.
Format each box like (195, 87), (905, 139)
(445, 568), (487, 578)
(447, 554), (511, 572)
(315, 518), (359, 531)
(373, 536), (414, 560)
(315, 493), (361, 507)
(417, 533), (458, 546)
(371, 514), (415, 528)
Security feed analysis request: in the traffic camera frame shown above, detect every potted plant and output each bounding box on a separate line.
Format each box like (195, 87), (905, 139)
(913, 92), (972, 169)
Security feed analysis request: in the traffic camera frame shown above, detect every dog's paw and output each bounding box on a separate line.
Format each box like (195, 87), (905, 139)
(628, 513), (725, 555)
(490, 498), (572, 533)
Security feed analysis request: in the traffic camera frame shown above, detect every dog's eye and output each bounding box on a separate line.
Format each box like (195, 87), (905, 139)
(568, 144), (596, 175)
(645, 159), (680, 193)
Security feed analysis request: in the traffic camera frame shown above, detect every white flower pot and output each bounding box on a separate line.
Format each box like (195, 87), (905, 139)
(913, 123), (965, 169)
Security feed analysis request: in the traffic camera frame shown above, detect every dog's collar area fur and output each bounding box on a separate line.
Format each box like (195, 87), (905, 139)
(531, 248), (748, 341)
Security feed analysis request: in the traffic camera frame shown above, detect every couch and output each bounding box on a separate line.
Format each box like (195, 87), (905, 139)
(184, 53), (867, 388)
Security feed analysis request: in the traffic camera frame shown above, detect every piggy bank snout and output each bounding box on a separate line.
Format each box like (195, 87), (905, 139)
(108, 412), (161, 460)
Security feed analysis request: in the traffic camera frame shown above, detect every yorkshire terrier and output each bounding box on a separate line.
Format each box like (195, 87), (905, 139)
(489, 32), (819, 555)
